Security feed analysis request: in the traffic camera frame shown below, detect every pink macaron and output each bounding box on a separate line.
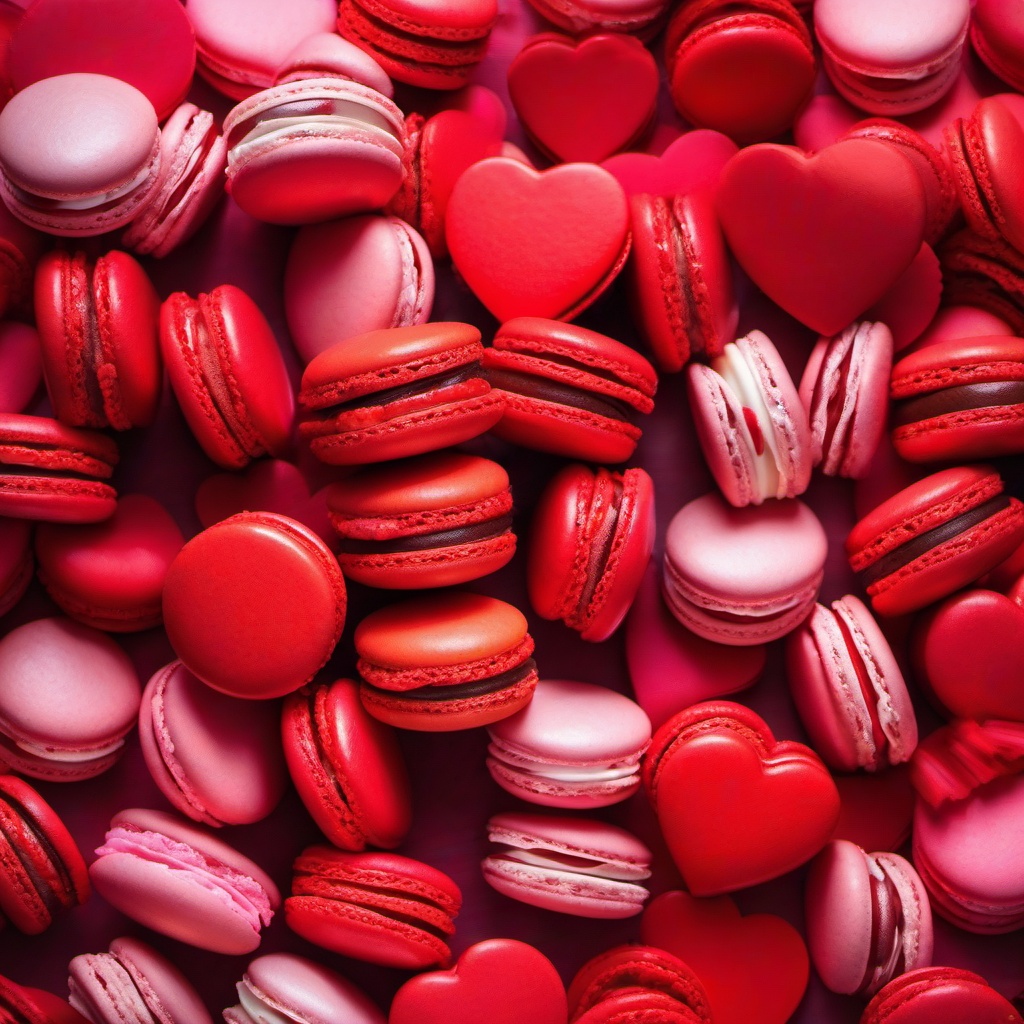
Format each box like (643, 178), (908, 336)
(486, 678), (652, 808)
(483, 811), (652, 919)
(274, 31), (394, 95)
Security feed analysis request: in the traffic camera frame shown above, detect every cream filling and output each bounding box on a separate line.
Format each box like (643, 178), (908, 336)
(45, 163), (155, 210)
(229, 982), (301, 1024)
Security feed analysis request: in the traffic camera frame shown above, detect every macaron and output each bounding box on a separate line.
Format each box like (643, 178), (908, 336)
(0, 518), (33, 619)
(355, 592), (538, 731)
(337, 0), (498, 89)
(139, 660), (287, 827)
(483, 811), (652, 918)
(524, 0), (669, 35)
(282, 677), (412, 851)
(971, 0), (1024, 93)
(798, 321), (893, 479)
(327, 452), (516, 590)
(0, 974), (88, 1024)
(484, 317), (657, 463)
(628, 192), (737, 373)
(298, 322), (504, 466)
(162, 512), (347, 700)
(0, 773), (90, 933)
(528, 464), (654, 642)
(0, 322), (43, 415)
(787, 595), (918, 773)
(34, 249), (161, 431)
(274, 30), (394, 94)
(34, 494), (184, 632)
(662, 493), (827, 645)
(0, 73), (161, 236)
(223, 77), (406, 225)
(861, 968), (1022, 1024)
(687, 330), (813, 506)
(805, 840), (933, 997)
(0, 206), (42, 323)
(68, 936), (213, 1024)
(160, 285), (295, 469)
(286, 846), (461, 968)
(889, 335), (1024, 463)
(90, 807), (280, 954)
(224, 953), (385, 1024)
(940, 229), (1024, 336)
(0, 414), (118, 523)
(486, 678), (652, 808)
(285, 214), (434, 365)
(846, 465), (1024, 617)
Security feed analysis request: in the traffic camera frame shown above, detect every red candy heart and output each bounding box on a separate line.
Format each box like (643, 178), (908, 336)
(508, 33), (658, 164)
(602, 129), (739, 199)
(446, 157), (630, 323)
(389, 938), (568, 1024)
(716, 138), (927, 335)
(641, 890), (809, 1024)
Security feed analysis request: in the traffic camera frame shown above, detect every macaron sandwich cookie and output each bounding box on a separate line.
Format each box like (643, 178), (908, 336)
(0, 973), (87, 1024)
(355, 592), (538, 731)
(484, 317), (658, 463)
(846, 465), (1024, 616)
(940, 229), (1024, 336)
(687, 329), (813, 506)
(861, 967), (1022, 1024)
(327, 452), (516, 589)
(524, 0), (669, 35)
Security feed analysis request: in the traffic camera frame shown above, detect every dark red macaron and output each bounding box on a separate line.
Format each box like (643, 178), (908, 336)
(327, 451), (515, 589)
(940, 229), (1024, 335)
(484, 317), (657, 463)
(846, 464), (1024, 616)
(160, 285), (295, 469)
(0, 974), (88, 1024)
(299, 322), (504, 466)
(861, 967), (1022, 1024)
(35, 249), (161, 431)
(529, 464), (655, 643)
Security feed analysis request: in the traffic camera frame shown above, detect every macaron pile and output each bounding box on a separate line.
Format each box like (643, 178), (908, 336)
(1, 1), (1024, 1023)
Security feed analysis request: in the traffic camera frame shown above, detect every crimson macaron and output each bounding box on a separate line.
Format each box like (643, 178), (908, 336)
(0, 974), (88, 1024)
(860, 968), (1022, 1024)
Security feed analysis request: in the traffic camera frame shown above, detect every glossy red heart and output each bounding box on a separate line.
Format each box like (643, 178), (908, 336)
(446, 157), (630, 323)
(508, 33), (658, 164)
(913, 589), (1024, 721)
(388, 939), (568, 1024)
(644, 703), (840, 896)
(641, 890), (808, 1024)
(602, 129), (738, 199)
(716, 138), (927, 335)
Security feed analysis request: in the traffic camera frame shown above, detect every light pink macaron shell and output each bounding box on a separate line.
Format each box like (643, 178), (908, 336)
(275, 31), (394, 96)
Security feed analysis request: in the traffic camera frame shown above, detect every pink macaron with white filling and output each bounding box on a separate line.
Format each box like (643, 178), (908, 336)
(806, 840), (933, 997)
(483, 811), (651, 919)
(486, 679), (652, 808)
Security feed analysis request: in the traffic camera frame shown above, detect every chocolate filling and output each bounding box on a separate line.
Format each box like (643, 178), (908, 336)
(338, 514), (513, 554)
(577, 476), (622, 617)
(861, 869), (905, 994)
(485, 368), (635, 422)
(858, 495), (1011, 587)
(0, 792), (75, 916)
(319, 364), (480, 417)
(893, 380), (1024, 426)
(365, 659), (536, 703)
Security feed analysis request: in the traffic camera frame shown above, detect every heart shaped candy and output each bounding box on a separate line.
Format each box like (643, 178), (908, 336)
(716, 138), (927, 335)
(389, 939), (568, 1024)
(602, 129), (739, 199)
(641, 890), (809, 1024)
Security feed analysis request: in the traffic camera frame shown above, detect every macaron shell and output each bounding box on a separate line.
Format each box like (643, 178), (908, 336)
(0, 322), (43, 415)
(861, 967), (1022, 1024)
(873, 852), (933, 981)
(275, 31), (394, 94)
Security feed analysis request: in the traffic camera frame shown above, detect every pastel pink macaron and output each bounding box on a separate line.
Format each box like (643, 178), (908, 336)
(663, 493), (828, 645)
(687, 330), (813, 506)
(805, 840), (933, 997)
(90, 807), (280, 954)
(0, 617), (140, 782)
(139, 660), (287, 827)
(486, 678), (652, 808)
(483, 811), (651, 919)
(274, 31), (394, 95)
(787, 595), (917, 773)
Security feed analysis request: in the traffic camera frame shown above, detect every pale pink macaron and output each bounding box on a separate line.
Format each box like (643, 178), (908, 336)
(285, 214), (434, 364)
(787, 595), (918, 773)
(0, 617), (140, 781)
(662, 493), (828, 646)
(274, 31), (393, 96)
(798, 321), (893, 479)
(687, 330), (813, 507)
(483, 811), (652, 919)
(486, 679), (652, 808)
(139, 660), (287, 827)
(806, 840), (933, 997)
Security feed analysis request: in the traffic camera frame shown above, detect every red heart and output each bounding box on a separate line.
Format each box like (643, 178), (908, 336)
(446, 157), (630, 323)
(388, 939), (568, 1024)
(913, 590), (1024, 722)
(641, 890), (808, 1024)
(508, 33), (658, 164)
(602, 129), (738, 199)
(645, 703), (840, 896)
(716, 139), (926, 335)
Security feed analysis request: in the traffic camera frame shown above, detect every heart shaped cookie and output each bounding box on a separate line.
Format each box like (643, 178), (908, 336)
(643, 702), (840, 895)
(716, 138), (927, 335)
(641, 890), (809, 1024)
(446, 157), (630, 323)
(508, 33), (658, 164)
(389, 939), (567, 1024)
(602, 129), (739, 199)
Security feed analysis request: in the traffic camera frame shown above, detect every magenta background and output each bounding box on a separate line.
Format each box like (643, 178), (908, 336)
(1, 1), (1024, 1020)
